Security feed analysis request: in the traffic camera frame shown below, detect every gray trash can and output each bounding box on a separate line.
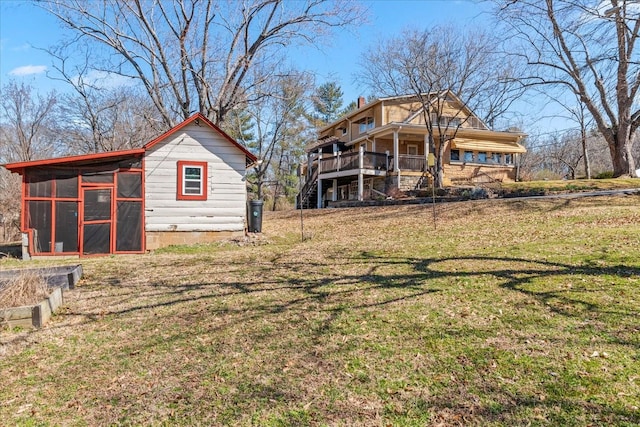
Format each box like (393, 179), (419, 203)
(248, 200), (263, 233)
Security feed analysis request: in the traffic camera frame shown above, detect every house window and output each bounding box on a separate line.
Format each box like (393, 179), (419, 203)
(432, 115), (461, 129)
(492, 153), (502, 164)
(477, 152), (487, 163)
(407, 144), (418, 155)
(341, 127), (348, 136)
(177, 161), (208, 201)
(463, 151), (474, 162)
(358, 117), (374, 134)
(505, 154), (513, 165)
(450, 149), (460, 162)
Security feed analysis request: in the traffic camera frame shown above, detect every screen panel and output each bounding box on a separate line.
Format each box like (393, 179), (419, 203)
(83, 223), (111, 255)
(116, 201), (142, 252)
(55, 201), (79, 253)
(55, 175), (78, 198)
(27, 200), (52, 253)
(84, 189), (112, 221)
(117, 172), (142, 199)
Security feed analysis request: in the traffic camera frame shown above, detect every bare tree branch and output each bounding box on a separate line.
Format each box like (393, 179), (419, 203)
(40, 0), (364, 128)
(492, 0), (639, 176)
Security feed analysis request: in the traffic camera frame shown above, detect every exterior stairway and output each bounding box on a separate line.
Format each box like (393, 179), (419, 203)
(297, 165), (318, 209)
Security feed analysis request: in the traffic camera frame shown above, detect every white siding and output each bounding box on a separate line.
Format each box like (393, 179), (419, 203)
(144, 123), (249, 232)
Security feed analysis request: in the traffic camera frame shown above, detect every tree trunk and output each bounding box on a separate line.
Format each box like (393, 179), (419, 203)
(609, 130), (637, 177)
(434, 135), (446, 189)
(581, 127), (591, 180)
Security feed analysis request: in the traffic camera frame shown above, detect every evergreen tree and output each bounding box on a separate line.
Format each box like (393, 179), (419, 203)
(311, 81), (344, 125)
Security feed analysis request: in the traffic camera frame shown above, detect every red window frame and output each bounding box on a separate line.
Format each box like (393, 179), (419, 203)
(177, 161), (208, 201)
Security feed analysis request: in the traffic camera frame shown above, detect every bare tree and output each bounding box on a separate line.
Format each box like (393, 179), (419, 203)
(40, 0), (363, 128)
(47, 48), (164, 154)
(358, 25), (525, 188)
(570, 101), (593, 179)
(537, 92), (595, 179)
(60, 88), (163, 154)
(550, 132), (585, 179)
(492, 0), (639, 177)
(0, 82), (59, 242)
(0, 167), (21, 242)
(247, 72), (312, 203)
(227, 70), (313, 202)
(0, 81), (59, 162)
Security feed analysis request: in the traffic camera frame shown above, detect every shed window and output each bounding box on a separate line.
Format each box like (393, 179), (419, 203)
(450, 149), (460, 162)
(177, 161), (208, 201)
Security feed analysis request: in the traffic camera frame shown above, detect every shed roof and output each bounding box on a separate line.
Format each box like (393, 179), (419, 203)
(4, 112), (257, 174)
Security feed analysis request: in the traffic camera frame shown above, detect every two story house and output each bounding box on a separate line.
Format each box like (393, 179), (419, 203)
(299, 93), (526, 208)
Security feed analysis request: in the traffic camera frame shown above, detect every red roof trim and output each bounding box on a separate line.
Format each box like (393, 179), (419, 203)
(144, 112), (258, 163)
(4, 148), (145, 172)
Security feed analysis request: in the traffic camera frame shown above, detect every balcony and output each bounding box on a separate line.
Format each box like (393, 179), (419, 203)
(319, 151), (389, 174)
(392, 155), (426, 172)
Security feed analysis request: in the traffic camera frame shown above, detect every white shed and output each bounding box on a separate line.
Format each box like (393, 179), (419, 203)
(5, 113), (258, 257)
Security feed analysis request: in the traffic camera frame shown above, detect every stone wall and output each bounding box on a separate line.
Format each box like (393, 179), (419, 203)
(444, 164), (516, 184)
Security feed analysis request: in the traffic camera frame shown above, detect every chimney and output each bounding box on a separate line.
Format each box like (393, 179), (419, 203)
(357, 96), (366, 109)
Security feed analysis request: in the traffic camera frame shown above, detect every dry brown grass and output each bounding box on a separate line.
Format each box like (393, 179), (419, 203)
(0, 272), (50, 309)
(0, 194), (638, 426)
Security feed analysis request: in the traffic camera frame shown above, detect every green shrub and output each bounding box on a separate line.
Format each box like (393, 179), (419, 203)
(595, 171), (614, 179)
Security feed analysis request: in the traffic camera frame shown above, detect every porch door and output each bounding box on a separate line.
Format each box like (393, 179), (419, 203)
(81, 187), (113, 255)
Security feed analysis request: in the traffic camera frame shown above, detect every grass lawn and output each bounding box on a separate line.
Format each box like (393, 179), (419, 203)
(1, 194), (639, 426)
(501, 177), (640, 194)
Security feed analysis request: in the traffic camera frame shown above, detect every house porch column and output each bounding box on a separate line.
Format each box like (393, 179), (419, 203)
(317, 178), (323, 209)
(393, 130), (400, 171)
(358, 145), (364, 201)
(332, 179), (338, 202)
(424, 134), (429, 169)
(393, 129), (401, 189)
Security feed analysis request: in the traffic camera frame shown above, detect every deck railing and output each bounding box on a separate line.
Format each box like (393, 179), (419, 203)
(400, 154), (426, 171)
(316, 152), (425, 174)
(363, 152), (389, 170)
(392, 155), (426, 172)
(319, 151), (389, 174)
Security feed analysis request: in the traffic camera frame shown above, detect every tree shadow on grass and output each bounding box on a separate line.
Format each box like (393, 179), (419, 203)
(2, 250), (639, 424)
(4, 250), (638, 347)
(28, 250), (635, 355)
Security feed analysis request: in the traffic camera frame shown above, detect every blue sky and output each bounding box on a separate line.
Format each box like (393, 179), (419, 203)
(0, 0), (491, 96)
(2, 0), (562, 132)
